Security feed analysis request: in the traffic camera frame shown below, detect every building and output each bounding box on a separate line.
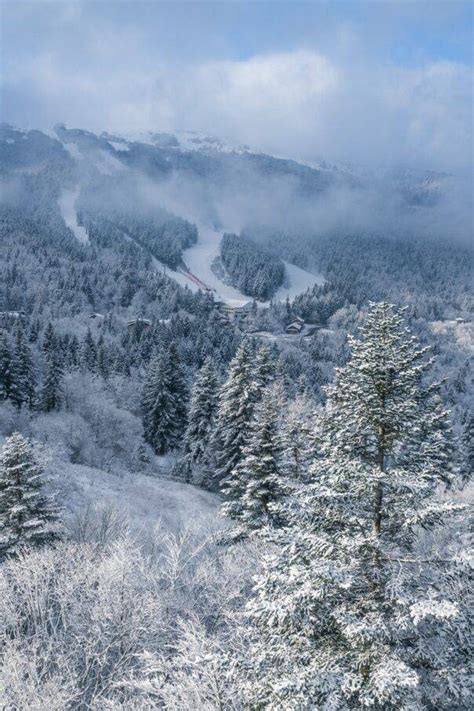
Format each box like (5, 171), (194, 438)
(285, 316), (305, 335)
(215, 300), (253, 321)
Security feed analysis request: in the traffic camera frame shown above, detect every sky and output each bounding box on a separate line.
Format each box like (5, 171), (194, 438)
(0, 0), (472, 172)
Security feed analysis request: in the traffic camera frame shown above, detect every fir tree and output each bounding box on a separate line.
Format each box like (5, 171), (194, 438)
(183, 357), (219, 465)
(42, 322), (57, 354)
(460, 412), (473, 483)
(81, 328), (97, 372)
(280, 392), (316, 481)
(9, 328), (36, 409)
(0, 433), (59, 558)
(142, 346), (188, 455)
(235, 303), (468, 709)
(212, 340), (257, 486)
(222, 385), (287, 537)
(40, 350), (64, 412)
(253, 344), (276, 392)
(0, 331), (11, 400)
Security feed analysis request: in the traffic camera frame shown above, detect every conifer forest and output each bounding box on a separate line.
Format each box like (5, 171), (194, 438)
(0, 2), (472, 709)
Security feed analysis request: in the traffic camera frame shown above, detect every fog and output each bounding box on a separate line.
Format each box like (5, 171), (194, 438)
(1, 1), (472, 175)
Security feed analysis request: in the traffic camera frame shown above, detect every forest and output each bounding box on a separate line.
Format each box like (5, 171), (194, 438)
(0, 124), (472, 710)
(220, 232), (286, 300)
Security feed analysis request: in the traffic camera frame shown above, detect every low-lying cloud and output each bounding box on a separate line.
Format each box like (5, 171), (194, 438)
(1, 3), (472, 175)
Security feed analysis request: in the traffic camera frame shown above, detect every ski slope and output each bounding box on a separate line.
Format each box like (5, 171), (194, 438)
(58, 187), (89, 244)
(57, 185), (324, 305)
(176, 224), (325, 306)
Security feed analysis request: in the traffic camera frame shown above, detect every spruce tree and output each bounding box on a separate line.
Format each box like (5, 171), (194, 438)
(0, 433), (59, 558)
(81, 328), (97, 373)
(253, 344), (276, 392)
(0, 331), (11, 401)
(183, 357), (219, 465)
(142, 345), (188, 455)
(40, 350), (64, 412)
(42, 322), (57, 355)
(235, 303), (468, 709)
(212, 340), (257, 486)
(9, 328), (36, 409)
(222, 385), (286, 537)
(280, 392), (316, 481)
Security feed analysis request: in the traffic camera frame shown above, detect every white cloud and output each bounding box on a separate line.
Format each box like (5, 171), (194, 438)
(3, 41), (471, 172)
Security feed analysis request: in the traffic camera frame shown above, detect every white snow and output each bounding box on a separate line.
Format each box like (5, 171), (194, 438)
(58, 187), (89, 244)
(108, 140), (130, 152)
(94, 149), (125, 175)
(273, 261), (325, 302)
(176, 224), (325, 306)
(56, 462), (221, 536)
(62, 142), (84, 161)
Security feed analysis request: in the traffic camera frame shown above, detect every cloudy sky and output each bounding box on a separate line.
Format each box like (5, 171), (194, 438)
(1, 0), (472, 171)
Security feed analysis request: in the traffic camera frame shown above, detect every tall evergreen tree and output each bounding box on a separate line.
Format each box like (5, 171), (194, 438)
(40, 350), (64, 412)
(234, 303), (467, 709)
(42, 322), (57, 355)
(0, 433), (59, 558)
(183, 357), (219, 466)
(9, 328), (36, 409)
(0, 331), (11, 401)
(253, 344), (277, 392)
(142, 345), (188, 455)
(212, 340), (257, 486)
(222, 386), (286, 537)
(280, 392), (316, 481)
(81, 328), (97, 373)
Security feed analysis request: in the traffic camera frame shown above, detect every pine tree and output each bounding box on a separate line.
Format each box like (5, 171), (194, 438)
(42, 322), (57, 355)
(142, 345), (188, 455)
(0, 331), (11, 400)
(280, 392), (316, 481)
(460, 412), (473, 483)
(40, 350), (64, 412)
(0, 433), (59, 558)
(212, 340), (257, 486)
(253, 344), (276, 392)
(235, 303), (468, 709)
(81, 328), (97, 373)
(183, 357), (219, 465)
(9, 328), (36, 409)
(222, 385), (287, 537)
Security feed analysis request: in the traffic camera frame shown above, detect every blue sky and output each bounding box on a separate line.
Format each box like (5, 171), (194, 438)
(1, 1), (472, 170)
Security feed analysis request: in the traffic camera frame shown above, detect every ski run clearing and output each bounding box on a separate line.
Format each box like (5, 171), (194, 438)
(169, 223), (325, 307)
(58, 187), (89, 244)
(58, 190), (324, 305)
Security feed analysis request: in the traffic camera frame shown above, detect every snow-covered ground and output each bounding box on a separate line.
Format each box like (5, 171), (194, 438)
(57, 177), (323, 305)
(58, 187), (89, 244)
(56, 462), (221, 537)
(177, 223), (325, 306)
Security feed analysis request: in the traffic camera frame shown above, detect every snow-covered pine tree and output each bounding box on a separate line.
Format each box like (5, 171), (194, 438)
(142, 345), (188, 455)
(42, 322), (57, 355)
(0, 432), (59, 558)
(222, 385), (287, 538)
(0, 331), (11, 400)
(234, 302), (469, 709)
(280, 391), (316, 481)
(9, 328), (36, 409)
(460, 412), (473, 483)
(212, 340), (257, 487)
(81, 328), (97, 373)
(40, 349), (64, 412)
(183, 357), (219, 466)
(253, 344), (276, 392)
